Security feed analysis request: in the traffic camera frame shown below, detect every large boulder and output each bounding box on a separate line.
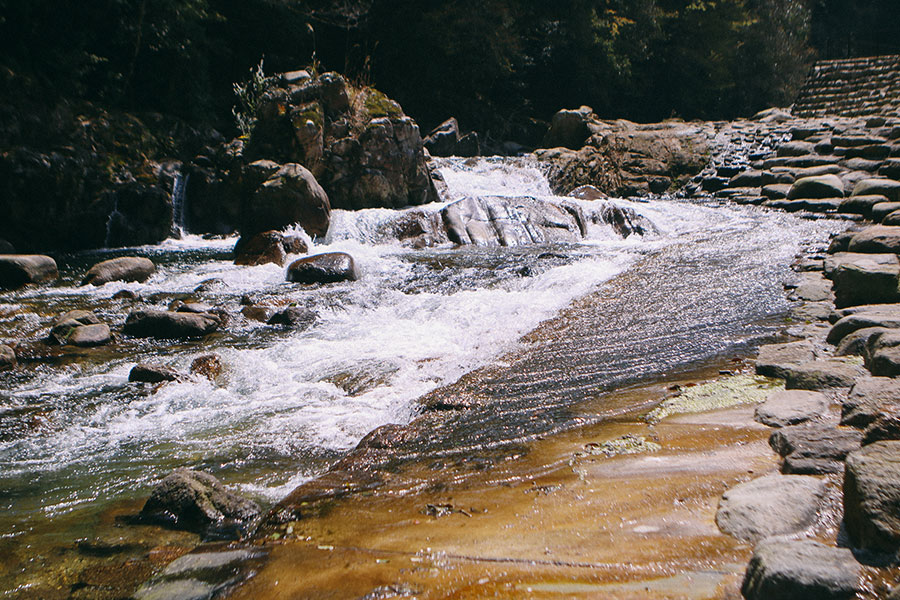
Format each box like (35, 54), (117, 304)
(852, 178), (900, 202)
(0, 255), (58, 289)
(741, 538), (862, 600)
(754, 341), (816, 380)
(866, 330), (900, 376)
(827, 305), (900, 346)
(241, 163), (330, 239)
(233, 230), (308, 267)
(847, 225), (900, 254)
(441, 196), (587, 246)
(842, 377), (900, 428)
(123, 310), (219, 339)
(542, 106), (593, 150)
(82, 256), (155, 286)
(843, 441), (900, 553)
(769, 424), (863, 475)
(787, 174), (844, 199)
(825, 252), (900, 308)
(715, 473), (826, 542)
(286, 252), (359, 284)
(140, 469), (260, 538)
(782, 359), (864, 391)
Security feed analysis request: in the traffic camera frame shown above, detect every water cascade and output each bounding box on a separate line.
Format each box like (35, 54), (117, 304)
(171, 171), (189, 237)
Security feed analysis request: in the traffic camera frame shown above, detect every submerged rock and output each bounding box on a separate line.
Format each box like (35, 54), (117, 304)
(123, 310), (219, 339)
(82, 256), (155, 286)
(286, 252), (359, 284)
(268, 306), (316, 330)
(190, 354), (223, 382)
(741, 538), (862, 600)
(716, 473), (826, 542)
(441, 196), (587, 246)
(0, 255), (58, 289)
(844, 441), (900, 553)
(140, 468), (260, 538)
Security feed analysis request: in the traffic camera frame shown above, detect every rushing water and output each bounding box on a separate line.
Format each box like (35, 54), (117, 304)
(0, 157), (842, 583)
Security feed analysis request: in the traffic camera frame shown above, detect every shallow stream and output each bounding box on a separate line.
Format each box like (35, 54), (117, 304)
(0, 157), (843, 595)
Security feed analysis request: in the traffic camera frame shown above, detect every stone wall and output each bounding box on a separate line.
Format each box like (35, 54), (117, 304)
(794, 55), (900, 118)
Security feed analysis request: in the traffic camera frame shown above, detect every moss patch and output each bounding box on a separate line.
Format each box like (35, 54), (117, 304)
(645, 374), (782, 423)
(362, 89), (403, 119)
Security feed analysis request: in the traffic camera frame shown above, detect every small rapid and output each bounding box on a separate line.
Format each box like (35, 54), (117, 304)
(0, 157), (842, 555)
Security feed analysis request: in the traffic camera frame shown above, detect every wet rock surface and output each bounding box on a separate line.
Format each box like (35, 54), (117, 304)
(715, 473), (826, 542)
(123, 309), (220, 339)
(233, 230), (308, 267)
(286, 252), (359, 284)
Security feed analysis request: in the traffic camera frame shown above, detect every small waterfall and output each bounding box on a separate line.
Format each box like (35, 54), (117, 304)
(171, 171), (189, 237)
(103, 194), (123, 248)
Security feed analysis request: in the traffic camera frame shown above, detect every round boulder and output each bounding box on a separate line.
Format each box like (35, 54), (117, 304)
(233, 230), (308, 267)
(0, 255), (58, 289)
(542, 106), (593, 150)
(82, 257), (155, 286)
(243, 163), (330, 239)
(123, 310), (219, 339)
(852, 178), (900, 202)
(129, 363), (182, 383)
(787, 174), (844, 200)
(140, 468), (260, 538)
(0, 344), (16, 370)
(286, 252), (359, 284)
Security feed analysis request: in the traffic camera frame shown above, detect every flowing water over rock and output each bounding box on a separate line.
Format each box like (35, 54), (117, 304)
(0, 157), (843, 595)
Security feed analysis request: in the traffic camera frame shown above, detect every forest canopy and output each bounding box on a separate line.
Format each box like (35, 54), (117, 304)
(0, 0), (897, 142)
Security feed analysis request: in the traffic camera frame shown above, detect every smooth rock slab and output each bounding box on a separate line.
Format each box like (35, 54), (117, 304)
(839, 194), (889, 217)
(852, 178), (900, 202)
(82, 256), (155, 286)
(826, 252), (900, 308)
(783, 359), (865, 391)
(716, 473), (826, 542)
(755, 390), (829, 427)
(123, 310), (219, 339)
(792, 272), (833, 302)
(0, 255), (58, 289)
(134, 579), (214, 600)
(286, 252), (359, 284)
(827, 306), (900, 345)
(844, 441), (900, 553)
(741, 538), (862, 600)
(755, 341), (816, 379)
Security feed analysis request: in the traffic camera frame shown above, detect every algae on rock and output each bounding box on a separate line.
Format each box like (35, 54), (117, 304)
(646, 375), (783, 422)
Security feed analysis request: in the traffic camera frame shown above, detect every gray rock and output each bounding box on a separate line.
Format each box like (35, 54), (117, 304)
(267, 306), (316, 330)
(827, 306), (900, 345)
(141, 468), (260, 537)
(162, 549), (258, 577)
(835, 326), (891, 358)
(47, 310), (103, 345)
(233, 230), (308, 267)
(741, 538), (862, 600)
(129, 363), (182, 383)
(848, 225), (900, 254)
(0, 255), (58, 289)
(884, 211), (900, 226)
(754, 390), (829, 427)
(826, 251), (900, 308)
(542, 107), (592, 150)
(868, 331), (900, 377)
(240, 305), (276, 323)
(761, 183), (791, 199)
(842, 377), (900, 427)
(787, 174), (844, 199)
(863, 408), (900, 445)
(0, 344), (16, 370)
(769, 425), (863, 475)
(243, 163), (330, 239)
(123, 310), (219, 339)
(424, 117), (462, 157)
(286, 252), (359, 284)
(852, 178), (900, 202)
(783, 359), (865, 391)
(441, 196), (588, 246)
(68, 323), (112, 347)
(839, 194), (890, 217)
(844, 441), (900, 553)
(791, 301), (833, 323)
(716, 473), (826, 542)
(792, 272), (833, 302)
(872, 202), (900, 222)
(755, 341), (816, 379)
(82, 256), (155, 286)
(777, 141), (818, 157)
